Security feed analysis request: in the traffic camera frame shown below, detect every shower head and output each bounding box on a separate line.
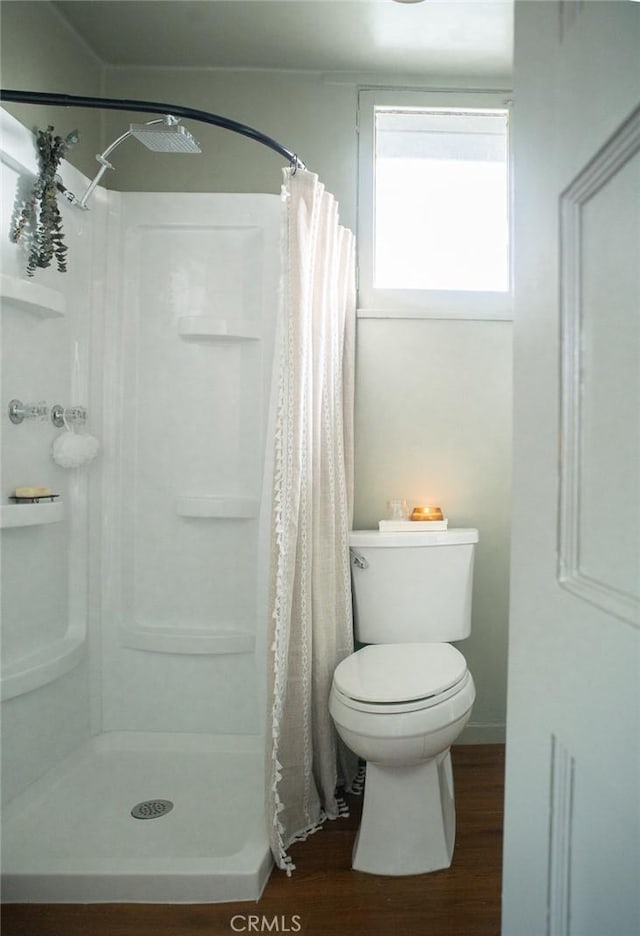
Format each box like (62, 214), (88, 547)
(69, 115), (202, 209)
(129, 119), (201, 153)
(68, 114), (202, 210)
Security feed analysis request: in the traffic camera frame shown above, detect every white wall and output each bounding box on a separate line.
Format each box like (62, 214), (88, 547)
(355, 318), (512, 738)
(103, 67), (358, 228)
(1, 2), (513, 742)
(0, 1), (104, 176)
(103, 65), (513, 740)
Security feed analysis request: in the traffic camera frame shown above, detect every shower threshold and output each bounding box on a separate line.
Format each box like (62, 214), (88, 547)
(1, 731), (272, 903)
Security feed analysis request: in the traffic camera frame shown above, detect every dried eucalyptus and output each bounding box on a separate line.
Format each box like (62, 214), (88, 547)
(10, 125), (79, 276)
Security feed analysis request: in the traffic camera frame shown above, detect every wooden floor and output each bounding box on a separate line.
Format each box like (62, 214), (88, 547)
(2, 745), (505, 936)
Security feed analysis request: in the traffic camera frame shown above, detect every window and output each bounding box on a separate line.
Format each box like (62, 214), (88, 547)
(358, 90), (512, 319)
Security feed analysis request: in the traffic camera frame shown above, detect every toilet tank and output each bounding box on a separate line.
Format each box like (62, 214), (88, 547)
(349, 529), (479, 644)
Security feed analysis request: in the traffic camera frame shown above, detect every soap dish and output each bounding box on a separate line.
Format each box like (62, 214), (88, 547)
(10, 494), (61, 504)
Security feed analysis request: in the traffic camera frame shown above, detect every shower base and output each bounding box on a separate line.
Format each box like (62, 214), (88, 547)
(1, 731), (272, 903)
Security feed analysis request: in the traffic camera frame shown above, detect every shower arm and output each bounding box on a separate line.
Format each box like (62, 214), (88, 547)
(75, 118), (169, 209)
(0, 88), (306, 178)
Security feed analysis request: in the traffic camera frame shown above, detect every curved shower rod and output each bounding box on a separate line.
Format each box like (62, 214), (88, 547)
(0, 88), (306, 171)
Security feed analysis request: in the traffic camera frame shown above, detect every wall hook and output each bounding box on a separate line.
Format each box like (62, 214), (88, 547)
(8, 399), (48, 424)
(51, 404), (88, 429)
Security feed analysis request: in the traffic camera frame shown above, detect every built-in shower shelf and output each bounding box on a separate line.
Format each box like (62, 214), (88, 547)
(176, 496), (259, 519)
(0, 501), (63, 528)
(120, 623), (255, 656)
(178, 316), (260, 340)
(0, 633), (85, 701)
(0, 274), (65, 318)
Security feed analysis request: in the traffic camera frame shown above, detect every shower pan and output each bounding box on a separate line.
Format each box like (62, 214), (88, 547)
(0, 107), (280, 902)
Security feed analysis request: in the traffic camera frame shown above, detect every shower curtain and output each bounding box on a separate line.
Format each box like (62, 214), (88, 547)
(267, 168), (358, 873)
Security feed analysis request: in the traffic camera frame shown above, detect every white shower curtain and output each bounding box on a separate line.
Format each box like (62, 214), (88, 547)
(266, 168), (358, 873)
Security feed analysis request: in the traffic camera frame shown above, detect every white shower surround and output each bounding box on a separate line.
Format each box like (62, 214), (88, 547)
(0, 110), (279, 901)
(99, 189), (279, 734)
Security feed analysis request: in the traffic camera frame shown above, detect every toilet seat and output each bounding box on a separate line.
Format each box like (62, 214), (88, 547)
(333, 643), (468, 714)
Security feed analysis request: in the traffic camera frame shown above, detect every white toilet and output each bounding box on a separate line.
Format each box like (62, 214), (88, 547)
(329, 528), (478, 876)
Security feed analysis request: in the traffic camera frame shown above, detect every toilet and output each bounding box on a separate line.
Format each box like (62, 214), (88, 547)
(329, 528), (478, 876)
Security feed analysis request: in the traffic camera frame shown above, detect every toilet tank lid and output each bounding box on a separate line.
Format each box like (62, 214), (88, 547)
(349, 529), (479, 548)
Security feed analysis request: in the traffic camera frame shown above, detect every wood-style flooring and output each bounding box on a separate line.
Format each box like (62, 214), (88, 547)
(2, 744), (505, 936)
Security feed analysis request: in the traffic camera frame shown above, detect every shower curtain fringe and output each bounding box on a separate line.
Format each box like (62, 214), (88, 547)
(275, 800), (352, 877)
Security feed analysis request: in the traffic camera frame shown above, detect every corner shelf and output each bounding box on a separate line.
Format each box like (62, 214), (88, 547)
(176, 496), (258, 519)
(0, 274), (65, 318)
(178, 316), (260, 340)
(0, 633), (85, 701)
(1, 502), (63, 529)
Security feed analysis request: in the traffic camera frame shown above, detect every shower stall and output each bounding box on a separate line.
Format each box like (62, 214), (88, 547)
(0, 107), (281, 901)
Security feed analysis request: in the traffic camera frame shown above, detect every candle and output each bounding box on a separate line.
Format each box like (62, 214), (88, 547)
(410, 505), (443, 521)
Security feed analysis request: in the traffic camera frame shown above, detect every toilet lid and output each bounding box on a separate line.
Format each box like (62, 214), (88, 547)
(333, 644), (467, 704)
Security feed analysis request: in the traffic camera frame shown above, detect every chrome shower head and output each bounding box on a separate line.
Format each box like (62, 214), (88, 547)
(129, 118), (201, 153)
(70, 115), (202, 209)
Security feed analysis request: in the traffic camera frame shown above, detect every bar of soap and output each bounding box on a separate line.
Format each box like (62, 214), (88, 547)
(14, 486), (52, 498)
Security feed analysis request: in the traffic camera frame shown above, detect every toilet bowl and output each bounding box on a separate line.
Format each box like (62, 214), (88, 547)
(330, 642), (475, 875)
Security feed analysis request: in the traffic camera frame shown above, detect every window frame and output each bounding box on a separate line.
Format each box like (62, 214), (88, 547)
(357, 89), (513, 321)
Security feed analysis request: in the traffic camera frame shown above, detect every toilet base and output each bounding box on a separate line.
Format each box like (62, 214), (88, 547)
(352, 751), (455, 876)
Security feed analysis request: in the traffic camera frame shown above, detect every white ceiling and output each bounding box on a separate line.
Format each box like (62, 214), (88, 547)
(54, 0), (513, 78)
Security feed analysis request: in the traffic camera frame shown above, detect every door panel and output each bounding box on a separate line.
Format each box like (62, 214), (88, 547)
(559, 115), (640, 624)
(503, 4), (640, 935)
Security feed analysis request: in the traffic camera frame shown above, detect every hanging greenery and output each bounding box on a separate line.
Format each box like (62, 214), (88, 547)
(10, 125), (79, 276)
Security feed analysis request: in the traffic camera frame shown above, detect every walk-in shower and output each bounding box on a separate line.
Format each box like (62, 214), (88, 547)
(0, 94), (297, 901)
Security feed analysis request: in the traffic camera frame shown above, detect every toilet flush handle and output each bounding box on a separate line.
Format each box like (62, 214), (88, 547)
(351, 549), (369, 570)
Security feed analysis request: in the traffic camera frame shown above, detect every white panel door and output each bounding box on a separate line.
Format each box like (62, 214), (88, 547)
(503, 4), (640, 936)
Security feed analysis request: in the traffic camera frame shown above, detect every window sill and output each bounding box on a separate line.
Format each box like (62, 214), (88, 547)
(357, 289), (513, 321)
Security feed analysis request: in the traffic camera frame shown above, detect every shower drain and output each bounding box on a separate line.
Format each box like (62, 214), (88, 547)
(130, 799), (174, 820)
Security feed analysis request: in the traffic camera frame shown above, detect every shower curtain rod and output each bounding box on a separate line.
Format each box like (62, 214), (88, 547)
(0, 89), (305, 171)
